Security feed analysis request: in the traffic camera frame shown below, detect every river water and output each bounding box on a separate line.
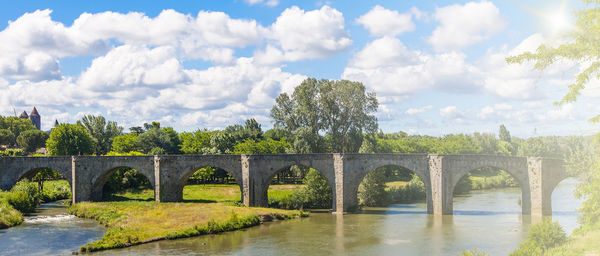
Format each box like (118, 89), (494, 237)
(0, 178), (582, 256)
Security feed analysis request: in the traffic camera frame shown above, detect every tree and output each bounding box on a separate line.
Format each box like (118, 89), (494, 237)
(232, 138), (290, 154)
(180, 129), (234, 154)
(271, 78), (378, 153)
(111, 133), (139, 153)
(0, 129), (15, 147)
(46, 124), (95, 155)
(16, 129), (49, 153)
(0, 116), (37, 147)
(137, 127), (179, 154)
(499, 125), (511, 143)
(225, 118), (264, 144)
(77, 115), (123, 155)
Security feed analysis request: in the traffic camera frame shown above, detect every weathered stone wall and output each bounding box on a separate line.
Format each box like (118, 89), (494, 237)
(0, 156), (72, 190)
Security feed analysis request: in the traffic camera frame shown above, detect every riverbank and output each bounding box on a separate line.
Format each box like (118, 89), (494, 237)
(545, 224), (600, 255)
(68, 201), (307, 252)
(0, 180), (71, 229)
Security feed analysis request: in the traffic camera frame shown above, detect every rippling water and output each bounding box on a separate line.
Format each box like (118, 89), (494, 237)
(0, 178), (583, 256)
(0, 201), (105, 256)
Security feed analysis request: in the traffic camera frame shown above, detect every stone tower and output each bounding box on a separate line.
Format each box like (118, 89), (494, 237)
(29, 107), (41, 130)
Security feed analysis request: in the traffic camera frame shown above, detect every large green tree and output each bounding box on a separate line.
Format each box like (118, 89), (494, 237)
(0, 116), (37, 147)
(77, 115), (123, 155)
(16, 129), (49, 153)
(46, 124), (95, 155)
(271, 78), (378, 153)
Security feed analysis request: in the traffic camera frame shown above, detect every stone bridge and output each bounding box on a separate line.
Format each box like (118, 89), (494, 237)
(0, 154), (568, 216)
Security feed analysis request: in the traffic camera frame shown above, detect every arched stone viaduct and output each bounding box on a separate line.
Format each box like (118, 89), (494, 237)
(0, 154), (568, 216)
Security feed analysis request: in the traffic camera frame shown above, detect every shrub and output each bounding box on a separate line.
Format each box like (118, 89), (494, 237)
(269, 169), (332, 210)
(7, 180), (40, 213)
(388, 174), (426, 203)
(454, 174), (473, 195)
(510, 218), (567, 256)
(358, 169), (389, 206)
(458, 249), (490, 256)
(41, 180), (71, 202)
(0, 200), (23, 229)
(0, 148), (25, 156)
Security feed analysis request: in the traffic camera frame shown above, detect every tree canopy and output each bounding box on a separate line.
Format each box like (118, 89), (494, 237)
(271, 78), (378, 153)
(77, 115), (123, 155)
(46, 124), (95, 156)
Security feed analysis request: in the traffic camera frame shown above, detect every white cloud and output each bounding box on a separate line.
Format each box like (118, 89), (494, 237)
(342, 37), (481, 99)
(256, 6), (352, 63)
(477, 103), (513, 120)
(405, 105), (433, 115)
(0, 9), (268, 80)
(428, 0), (506, 52)
(78, 45), (187, 91)
(356, 5), (415, 37)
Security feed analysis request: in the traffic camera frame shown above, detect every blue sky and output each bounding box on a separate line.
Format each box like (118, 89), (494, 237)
(0, 0), (596, 138)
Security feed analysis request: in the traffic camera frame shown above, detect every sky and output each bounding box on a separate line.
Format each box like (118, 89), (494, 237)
(0, 0), (597, 138)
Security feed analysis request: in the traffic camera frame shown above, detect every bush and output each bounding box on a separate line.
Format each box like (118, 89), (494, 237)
(7, 180), (40, 213)
(269, 169), (332, 210)
(388, 174), (426, 203)
(103, 168), (151, 195)
(458, 249), (490, 256)
(510, 218), (567, 256)
(0, 148), (25, 156)
(358, 169), (389, 206)
(454, 174), (473, 195)
(41, 180), (71, 202)
(0, 200), (23, 229)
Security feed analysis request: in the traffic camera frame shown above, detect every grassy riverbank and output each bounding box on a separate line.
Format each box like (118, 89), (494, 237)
(106, 184), (304, 203)
(0, 180), (71, 229)
(68, 201), (307, 252)
(544, 225), (600, 255)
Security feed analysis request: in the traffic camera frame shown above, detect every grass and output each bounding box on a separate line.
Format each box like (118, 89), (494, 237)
(107, 184), (306, 203)
(0, 197), (23, 229)
(68, 201), (307, 252)
(545, 225), (600, 256)
(385, 181), (409, 190)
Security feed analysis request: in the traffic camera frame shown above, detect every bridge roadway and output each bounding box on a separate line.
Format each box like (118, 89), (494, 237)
(0, 154), (568, 216)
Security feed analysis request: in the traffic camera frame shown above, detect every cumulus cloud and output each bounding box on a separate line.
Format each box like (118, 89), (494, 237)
(0, 9), (268, 80)
(78, 45), (188, 91)
(356, 5), (416, 37)
(342, 36), (481, 100)
(405, 105), (433, 115)
(256, 6), (352, 64)
(428, 0), (506, 52)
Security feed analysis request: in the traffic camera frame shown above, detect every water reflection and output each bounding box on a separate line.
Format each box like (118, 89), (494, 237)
(0, 178), (581, 256)
(100, 179), (581, 256)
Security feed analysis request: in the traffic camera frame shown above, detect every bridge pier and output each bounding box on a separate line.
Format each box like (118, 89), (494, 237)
(429, 155), (453, 215)
(528, 157), (568, 216)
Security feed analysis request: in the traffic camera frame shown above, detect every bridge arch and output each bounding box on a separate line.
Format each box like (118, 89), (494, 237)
(90, 165), (155, 201)
(249, 154), (335, 208)
(353, 164), (430, 212)
(443, 155), (530, 214)
(174, 164), (242, 203)
(0, 157), (72, 191)
(262, 163), (334, 210)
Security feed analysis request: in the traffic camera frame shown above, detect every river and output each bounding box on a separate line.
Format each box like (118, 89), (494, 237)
(0, 178), (582, 256)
